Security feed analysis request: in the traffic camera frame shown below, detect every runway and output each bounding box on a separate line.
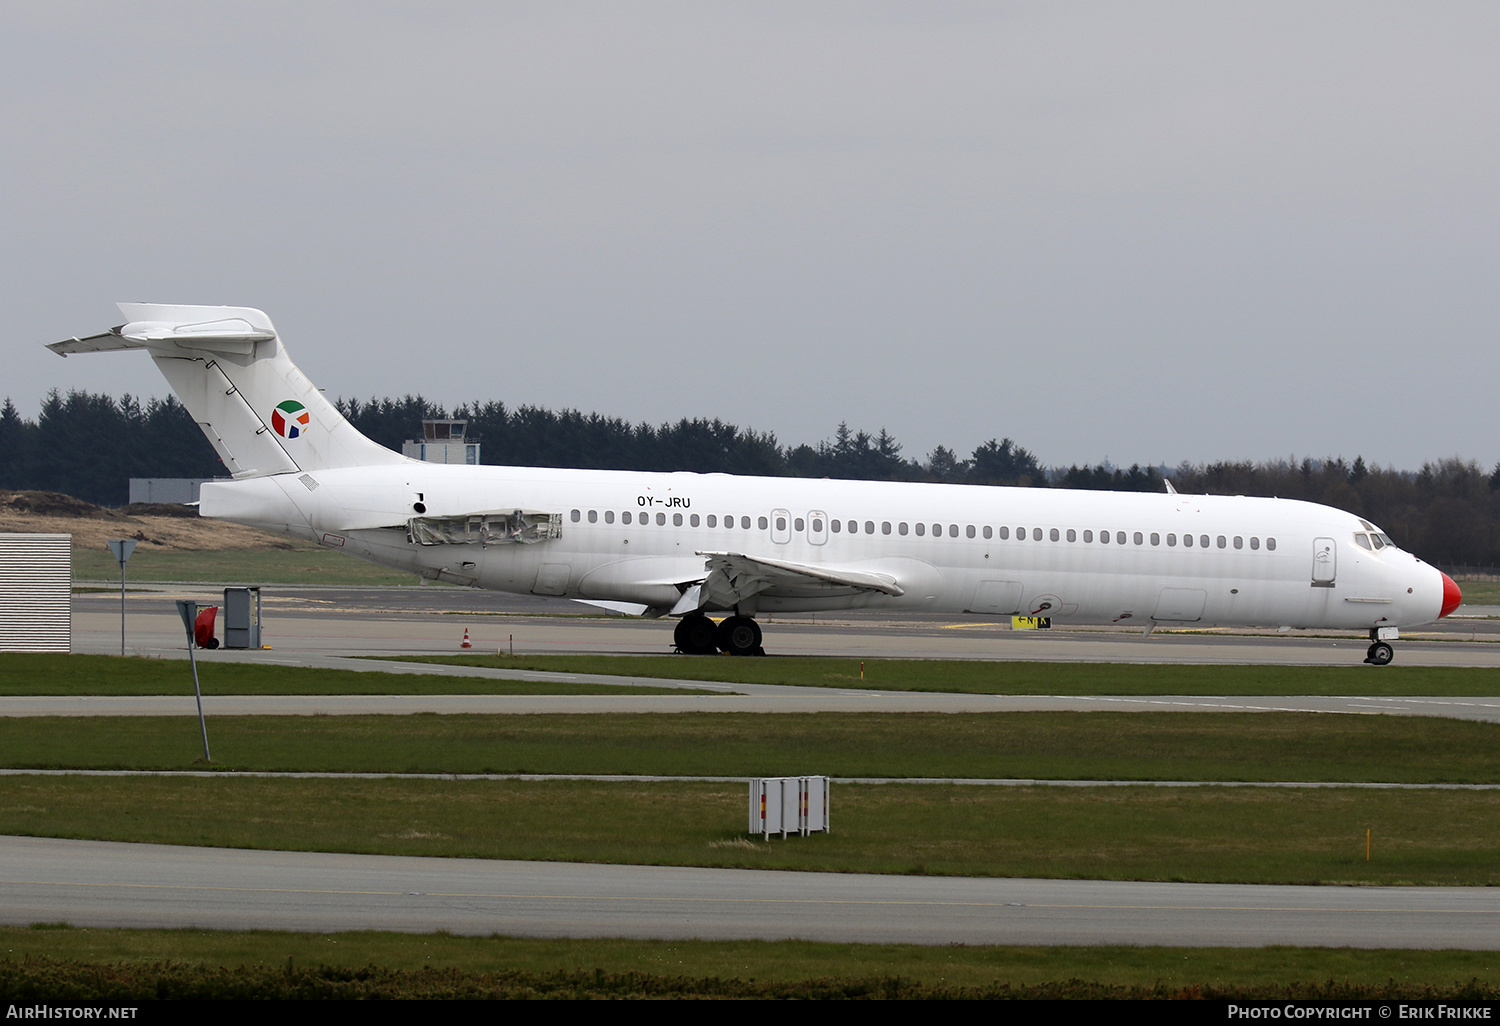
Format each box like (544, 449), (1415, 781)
(5, 835), (1497, 948)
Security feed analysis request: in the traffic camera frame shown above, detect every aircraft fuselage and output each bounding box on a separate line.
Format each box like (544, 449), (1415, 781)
(200, 462), (1452, 631)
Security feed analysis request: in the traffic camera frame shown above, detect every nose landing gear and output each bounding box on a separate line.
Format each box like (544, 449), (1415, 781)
(1364, 627), (1396, 666)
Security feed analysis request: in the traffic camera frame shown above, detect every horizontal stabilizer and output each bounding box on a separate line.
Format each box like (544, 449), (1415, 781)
(49, 304), (277, 358)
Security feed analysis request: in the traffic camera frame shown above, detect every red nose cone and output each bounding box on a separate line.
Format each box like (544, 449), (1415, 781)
(1440, 572), (1462, 618)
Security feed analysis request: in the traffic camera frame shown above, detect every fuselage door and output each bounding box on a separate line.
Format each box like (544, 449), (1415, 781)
(807, 510), (828, 546)
(771, 508), (792, 545)
(1312, 537), (1336, 587)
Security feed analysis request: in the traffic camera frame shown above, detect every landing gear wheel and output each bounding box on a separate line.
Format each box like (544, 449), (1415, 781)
(673, 613), (719, 655)
(717, 615), (763, 656)
(1365, 642), (1393, 666)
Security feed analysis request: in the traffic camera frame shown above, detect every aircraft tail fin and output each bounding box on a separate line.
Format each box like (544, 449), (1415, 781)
(48, 304), (408, 477)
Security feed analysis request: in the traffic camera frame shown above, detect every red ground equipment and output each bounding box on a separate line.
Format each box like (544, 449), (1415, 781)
(193, 606), (219, 649)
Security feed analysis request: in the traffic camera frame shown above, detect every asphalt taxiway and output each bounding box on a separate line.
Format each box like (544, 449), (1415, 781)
(69, 583), (1500, 668)
(5, 835), (1498, 948)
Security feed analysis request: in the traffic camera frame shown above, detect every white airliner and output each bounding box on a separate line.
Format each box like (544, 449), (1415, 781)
(50, 304), (1461, 665)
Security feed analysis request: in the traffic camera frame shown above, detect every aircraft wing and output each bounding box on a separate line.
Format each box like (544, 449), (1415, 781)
(674, 550), (904, 615)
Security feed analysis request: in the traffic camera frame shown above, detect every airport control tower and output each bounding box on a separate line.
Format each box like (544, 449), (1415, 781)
(402, 419), (480, 465)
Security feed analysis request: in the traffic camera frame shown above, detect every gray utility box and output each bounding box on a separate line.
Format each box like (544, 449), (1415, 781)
(749, 777), (830, 840)
(222, 587), (262, 649)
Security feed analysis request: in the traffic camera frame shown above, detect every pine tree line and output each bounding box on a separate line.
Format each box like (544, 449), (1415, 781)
(3, 389), (1498, 566)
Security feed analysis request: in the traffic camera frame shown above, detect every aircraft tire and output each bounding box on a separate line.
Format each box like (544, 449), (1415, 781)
(1366, 641), (1394, 666)
(674, 613), (719, 655)
(717, 615), (762, 656)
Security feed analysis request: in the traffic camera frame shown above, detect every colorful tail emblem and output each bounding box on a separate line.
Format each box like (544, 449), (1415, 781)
(271, 400), (310, 439)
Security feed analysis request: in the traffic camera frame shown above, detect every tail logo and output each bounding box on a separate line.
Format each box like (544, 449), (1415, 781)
(271, 400), (310, 439)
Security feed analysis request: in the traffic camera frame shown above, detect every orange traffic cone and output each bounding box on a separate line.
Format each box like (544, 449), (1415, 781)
(461, 628), (472, 649)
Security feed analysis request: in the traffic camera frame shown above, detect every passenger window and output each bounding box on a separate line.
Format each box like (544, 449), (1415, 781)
(998, 526), (1009, 539)
(1200, 535), (1209, 548)
(966, 525), (976, 539)
(776, 516), (787, 531)
(1183, 533), (1192, 547)
(673, 513), (683, 526)
(1250, 536), (1259, 550)
(1100, 530), (1110, 544)
(623, 511), (633, 525)
(571, 509), (581, 522)
(758, 516), (768, 530)
(1267, 538), (1276, 550)
(1216, 535), (1226, 549)
(657, 513), (667, 526)
(1050, 528), (1060, 541)
(1133, 532), (1143, 545)
(1083, 530), (1093, 542)
(949, 524), (958, 538)
(1066, 529), (1076, 542)
(795, 518), (805, 531)
(899, 522), (909, 535)
(916, 523), (926, 537)
(741, 516), (751, 529)
(882, 522), (892, 535)
(707, 514), (717, 527)
(1117, 532), (1127, 545)
(846, 520), (857, 533)
(1167, 533), (1175, 546)
(1016, 527), (1025, 540)
(811, 518), (821, 532)
(933, 523), (942, 537)
(588, 510), (598, 523)
(867, 521), (877, 534)
(983, 526), (993, 539)
(831, 519), (840, 533)
(605, 510), (615, 524)
(1150, 533), (1159, 546)
(1233, 535), (1242, 549)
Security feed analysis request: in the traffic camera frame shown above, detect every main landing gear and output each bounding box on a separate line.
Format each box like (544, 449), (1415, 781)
(673, 612), (765, 656)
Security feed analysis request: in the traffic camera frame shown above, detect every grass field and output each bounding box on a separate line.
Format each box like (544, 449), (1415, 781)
(72, 545), (420, 586)
(390, 652), (1500, 695)
(0, 653), (700, 697)
(3, 711), (1496, 782)
(1454, 578), (1500, 605)
(3, 775), (1495, 885)
(3, 927), (1497, 998)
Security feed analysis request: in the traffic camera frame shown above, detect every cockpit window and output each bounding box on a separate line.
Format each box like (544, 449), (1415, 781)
(1355, 533), (1372, 551)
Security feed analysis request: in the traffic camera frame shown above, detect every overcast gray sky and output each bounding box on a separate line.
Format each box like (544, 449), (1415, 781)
(4, 2), (1497, 472)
